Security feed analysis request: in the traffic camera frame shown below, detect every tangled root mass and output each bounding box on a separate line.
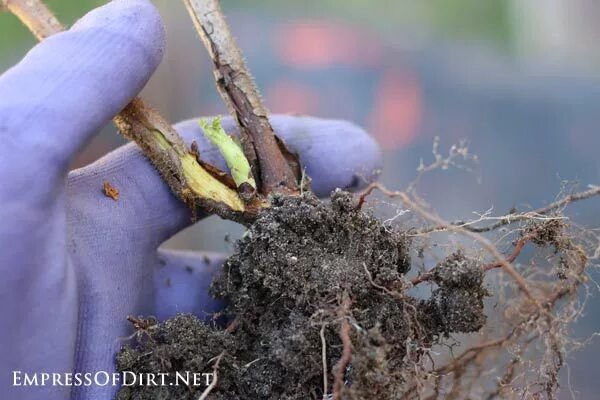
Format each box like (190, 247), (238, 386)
(117, 191), (488, 399)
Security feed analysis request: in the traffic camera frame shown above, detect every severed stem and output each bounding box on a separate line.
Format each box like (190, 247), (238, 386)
(182, 0), (300, 195)
(3, 0), (253, 221)
(114, 99), (246, 217)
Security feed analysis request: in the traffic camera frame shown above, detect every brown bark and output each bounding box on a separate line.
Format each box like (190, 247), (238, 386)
(183, 0), (300, 195)
(114, 99), (251, 223)
(3, 0), (259, 223)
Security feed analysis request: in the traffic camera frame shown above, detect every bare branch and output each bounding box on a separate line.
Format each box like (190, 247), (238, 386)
(182, 0), (300, 195)
(4, 0), (256, 222)
(1, 0), (61, 40)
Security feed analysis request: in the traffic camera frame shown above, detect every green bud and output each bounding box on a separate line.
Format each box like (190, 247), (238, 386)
(199, 117), (256, 200)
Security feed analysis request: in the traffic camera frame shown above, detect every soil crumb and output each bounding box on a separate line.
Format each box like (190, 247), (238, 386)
(117, 191), (487, 399)
(103, 180), (119, 201)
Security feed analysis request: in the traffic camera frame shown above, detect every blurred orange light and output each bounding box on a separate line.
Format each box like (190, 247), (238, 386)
(275, 21), (382, 69)
(368, 70), (422, 151)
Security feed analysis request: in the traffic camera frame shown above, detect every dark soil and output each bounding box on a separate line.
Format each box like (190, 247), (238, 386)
(116, 191), (488, 400)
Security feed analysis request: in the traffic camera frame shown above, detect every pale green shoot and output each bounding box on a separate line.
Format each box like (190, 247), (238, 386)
(199, 117), (256, 198)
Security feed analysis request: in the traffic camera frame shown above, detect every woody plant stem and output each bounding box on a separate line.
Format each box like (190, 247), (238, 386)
(182, 0), (300, 196)
(3, 0), (298, 223)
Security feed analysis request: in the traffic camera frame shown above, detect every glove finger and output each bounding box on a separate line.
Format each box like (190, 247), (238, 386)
(154, 249), (227, 321)
(0, 0), (164, 204)
(68, 116), (381, 247)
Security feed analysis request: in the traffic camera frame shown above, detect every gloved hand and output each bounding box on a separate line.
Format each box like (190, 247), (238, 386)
(0, 0), (381, 399)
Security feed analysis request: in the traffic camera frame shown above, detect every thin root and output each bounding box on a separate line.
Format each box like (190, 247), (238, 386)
(198, 351), (225, 400)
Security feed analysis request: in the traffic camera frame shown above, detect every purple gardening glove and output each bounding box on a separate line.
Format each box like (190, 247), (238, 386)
(0, 0), (381, 399)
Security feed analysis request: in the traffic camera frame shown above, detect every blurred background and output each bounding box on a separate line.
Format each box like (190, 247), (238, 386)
(1, 0), (599, 397)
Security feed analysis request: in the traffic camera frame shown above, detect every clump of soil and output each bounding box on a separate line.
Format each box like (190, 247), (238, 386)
(523, 218), (576, 279)
(117, 191), (488, 399)
(420, 251), (487, 334)
(525, 218), (568, 249)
